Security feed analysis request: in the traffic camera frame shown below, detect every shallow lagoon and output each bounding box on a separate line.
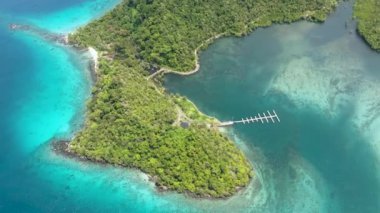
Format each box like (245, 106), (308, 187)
(0, 0), (379, 212)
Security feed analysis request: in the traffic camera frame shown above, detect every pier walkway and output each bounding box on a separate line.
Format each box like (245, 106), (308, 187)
(219, 110), (280, 127)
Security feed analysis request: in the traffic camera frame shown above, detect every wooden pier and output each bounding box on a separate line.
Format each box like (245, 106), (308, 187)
(219, 110), (280, 127)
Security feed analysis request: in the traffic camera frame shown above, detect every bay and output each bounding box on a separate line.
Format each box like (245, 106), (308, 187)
(1, 0), (379, 212)
(165, 1), (380, 212)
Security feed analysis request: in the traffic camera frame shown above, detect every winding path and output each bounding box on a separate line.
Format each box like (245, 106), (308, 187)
(147, 33), (226, 80)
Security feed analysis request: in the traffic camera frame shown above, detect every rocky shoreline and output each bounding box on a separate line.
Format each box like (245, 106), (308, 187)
(9, 23), (98, 81)
(9, 23), (69, 45)
(51, 140), (248, 199)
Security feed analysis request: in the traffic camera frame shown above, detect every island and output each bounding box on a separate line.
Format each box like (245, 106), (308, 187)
(61, 0), (339, 198)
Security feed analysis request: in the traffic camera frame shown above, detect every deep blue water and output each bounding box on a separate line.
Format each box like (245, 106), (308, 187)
(1, 0), (380, 212)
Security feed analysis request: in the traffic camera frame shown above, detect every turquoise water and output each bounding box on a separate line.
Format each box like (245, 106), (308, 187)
(1, 0), (380, 212)
(0, 0), (121, 33)
(165, 1), (380, 212)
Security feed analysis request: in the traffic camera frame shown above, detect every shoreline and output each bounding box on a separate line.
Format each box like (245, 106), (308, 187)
(88, 47), (98, 72)
(87, 47), (99, 82)
(46, 0), (341, 200)
(54, 23), (252, 199)
(51, 140), (249, 200)
(57, 42), (252, 199)
(147, 33), (226, 79)
(9, 23), (99, 82)
(9, 23), (69, 45)
(47, 2), (334, 198)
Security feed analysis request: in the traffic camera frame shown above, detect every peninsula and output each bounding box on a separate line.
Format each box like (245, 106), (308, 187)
(64, 0), (340, 198)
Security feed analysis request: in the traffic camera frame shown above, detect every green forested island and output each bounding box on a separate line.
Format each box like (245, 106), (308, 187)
(66, 0), (340, 198)
(354, 0), (380, 50)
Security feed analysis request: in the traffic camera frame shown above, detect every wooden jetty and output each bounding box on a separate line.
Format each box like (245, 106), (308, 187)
(219, 110), (280, 127)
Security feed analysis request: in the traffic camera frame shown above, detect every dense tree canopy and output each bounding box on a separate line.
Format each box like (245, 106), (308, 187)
(71, 0), (337, 71)
(69, 0), (337, 197)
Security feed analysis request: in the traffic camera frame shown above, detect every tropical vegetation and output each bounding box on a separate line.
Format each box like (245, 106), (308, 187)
(354, 0), (380, 51)
(68, 0), (337, 197)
